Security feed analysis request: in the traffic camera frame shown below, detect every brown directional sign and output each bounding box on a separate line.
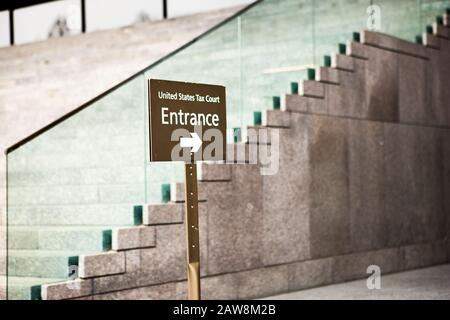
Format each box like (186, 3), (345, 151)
(148, 79), (227, 162)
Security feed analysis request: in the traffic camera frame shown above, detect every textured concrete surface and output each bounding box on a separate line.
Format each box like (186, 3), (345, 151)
(327, 58), (367, 118)
(43, 279), (93, 300)
(365, 45), (399, 122)
(79, 252), (126, 278)
(263, 110), (291, 128)
(205, 165), (264, 274)
(139, 224), (187, 286)
(348, 120), (386, 252)
(398, 54), (427, 124)
(262, 122), (310, 266)
(265, 264), (450, 300)
(308, 115), (352, 258)
(143, 204), (183, 225)
(112, 227), (156, 251)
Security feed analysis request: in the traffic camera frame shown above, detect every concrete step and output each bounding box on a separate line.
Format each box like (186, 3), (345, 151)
(8, 249), (95, 278)
(433, 22), (450, 39)
(300, 80), (326, 98)
(112, 226), (156, 251)
(331, 54), (355, 72)
(262, 110), (291, 128)
(142, 203), (184, 226)
(361, 30), (427, 58)
(283, 93), (326, 114)
(79, 251), (125, 279)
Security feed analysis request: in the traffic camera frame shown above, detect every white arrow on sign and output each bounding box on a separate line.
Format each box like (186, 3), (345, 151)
(180, 132), (202, 153)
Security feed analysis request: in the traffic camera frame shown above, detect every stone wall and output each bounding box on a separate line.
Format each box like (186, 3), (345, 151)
(40, 27), (450, 300)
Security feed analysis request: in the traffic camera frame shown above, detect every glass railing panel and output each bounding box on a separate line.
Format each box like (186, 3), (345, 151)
(371, 0), (422, 41)
(313, 0), (370, 65)
(420, 0), (450, 29)
(6, 74), (147, 299)
(240, 0), (314, 126)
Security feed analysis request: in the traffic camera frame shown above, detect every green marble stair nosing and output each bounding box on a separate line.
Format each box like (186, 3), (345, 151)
(30, 285), (42, 300)
(436, 16), (444, 25)
(133, 205), (143, 225)
(426, 25), (433, 34)
(415, 35), (423, 44)
(68, 255), (79, 267)
(161, 184), (171, 203)
(233, 127), (242, 143)
(323, 55), (331, 67)
(352, 32), (360, 43)
(338, 43), (346, 54)
(102, 230), (112, 251)
(253, 111), (262, 126)
(290, 82), (298, 95)
(307, 68), (316, 80)
(273, 96), (282, 109)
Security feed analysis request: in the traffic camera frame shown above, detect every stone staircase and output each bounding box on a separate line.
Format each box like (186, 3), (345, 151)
(3, 11), (449, 299)
(3, 4), (450, 300)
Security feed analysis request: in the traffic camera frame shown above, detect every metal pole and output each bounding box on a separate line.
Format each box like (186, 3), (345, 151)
(163, 0), (168, 19)
(184, 155), (201, 300)
(9, 10), (14, 46)
(81, 0), (86, 33)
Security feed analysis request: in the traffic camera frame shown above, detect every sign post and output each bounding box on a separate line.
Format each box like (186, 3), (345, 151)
(148, 79), (226, 300)
(184, 154), (201, 299)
